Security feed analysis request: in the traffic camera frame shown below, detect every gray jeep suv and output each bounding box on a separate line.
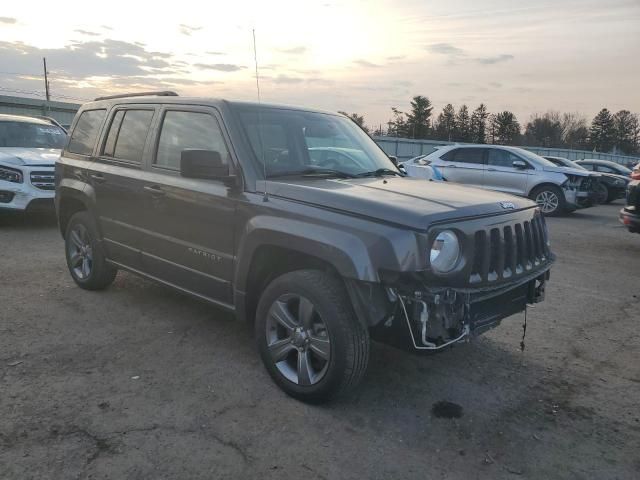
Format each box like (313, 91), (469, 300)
(55, 92), (554, 402)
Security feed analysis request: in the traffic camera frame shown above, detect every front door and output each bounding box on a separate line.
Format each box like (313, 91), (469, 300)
(139, 107), (237, 307)
(483, 149), (531, 196)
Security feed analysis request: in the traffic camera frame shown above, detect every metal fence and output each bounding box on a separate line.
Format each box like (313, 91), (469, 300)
(373, 136), (640, 167)
(0, 95), (80, 127)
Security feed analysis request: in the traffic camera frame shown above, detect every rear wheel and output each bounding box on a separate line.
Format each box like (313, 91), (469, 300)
(65, 211), (117, 290)
(255, 270), (369, 403)
(530, 185), (565, 216)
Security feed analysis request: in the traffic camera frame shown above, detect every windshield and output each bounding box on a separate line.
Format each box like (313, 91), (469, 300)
(235, 106), (397, 177)
(0, 121), (67, 149)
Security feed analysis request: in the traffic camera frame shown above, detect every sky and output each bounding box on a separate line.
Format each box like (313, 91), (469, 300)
(1, 0), (639, 128)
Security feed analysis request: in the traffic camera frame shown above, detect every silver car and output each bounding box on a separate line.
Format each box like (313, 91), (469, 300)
(422, 145), (597, 215)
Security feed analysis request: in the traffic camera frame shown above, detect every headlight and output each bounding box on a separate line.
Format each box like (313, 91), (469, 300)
(430, 230), (460, 273)
(0, 166), (23, 183)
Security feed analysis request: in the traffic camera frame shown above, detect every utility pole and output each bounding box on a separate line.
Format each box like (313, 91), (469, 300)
(43, 57), (50, 101)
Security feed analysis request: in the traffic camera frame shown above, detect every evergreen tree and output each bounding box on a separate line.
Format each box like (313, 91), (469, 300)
(613, 110), (640, 155)
(589, 108), (615, 152)
(491, 111), (521, 145)
(470, 104), (489, 143)
(405, 95), (433, 139)
(434, 104), (456, 141)
(454, 104), (471, 142)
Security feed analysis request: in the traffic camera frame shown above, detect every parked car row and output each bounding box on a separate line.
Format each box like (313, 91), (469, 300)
(400, 145), (599, 216)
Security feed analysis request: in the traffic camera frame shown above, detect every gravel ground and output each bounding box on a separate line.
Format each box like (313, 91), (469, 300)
(1, 202), (639, 480)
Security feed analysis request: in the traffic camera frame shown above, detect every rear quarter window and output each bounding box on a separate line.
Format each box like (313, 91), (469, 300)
(67, 109), (106, 155)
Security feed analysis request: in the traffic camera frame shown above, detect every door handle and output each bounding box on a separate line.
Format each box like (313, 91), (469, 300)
(144, 185), (166, 196)
(89, 172), (106, 183)
(446, 164), (457, 168)
(487, 168), (497, 172)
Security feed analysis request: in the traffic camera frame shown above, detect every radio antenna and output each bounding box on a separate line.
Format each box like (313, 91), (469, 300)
(252, 28), (268, 202)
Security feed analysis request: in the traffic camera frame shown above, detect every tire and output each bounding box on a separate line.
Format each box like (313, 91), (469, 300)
(530, 185), (566, 216)
(65, 211), (117, 290)
(595, 183), (608, 204)
(255, 270), (369, 403)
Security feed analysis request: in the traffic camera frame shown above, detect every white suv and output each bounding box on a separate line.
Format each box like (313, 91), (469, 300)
(411, 144), (597, 216)
(0, 114), (66, 212)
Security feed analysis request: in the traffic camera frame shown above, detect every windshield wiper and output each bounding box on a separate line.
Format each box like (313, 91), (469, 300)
(355, 168), (404, 178)
(267, 168), (357, 179)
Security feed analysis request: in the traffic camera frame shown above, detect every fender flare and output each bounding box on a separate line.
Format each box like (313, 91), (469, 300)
(234, 215), (379, 294)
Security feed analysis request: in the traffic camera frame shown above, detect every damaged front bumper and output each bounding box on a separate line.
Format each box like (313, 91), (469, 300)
(348, 267), (551, 352)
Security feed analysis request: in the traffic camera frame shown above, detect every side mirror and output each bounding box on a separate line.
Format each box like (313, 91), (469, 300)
(512, 160), (527, 170)
(388, 155), (399, 166)
(180, 149), (229, 179)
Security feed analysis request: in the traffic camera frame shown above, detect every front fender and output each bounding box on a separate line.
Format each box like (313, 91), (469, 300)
(234, 215), (378, 293)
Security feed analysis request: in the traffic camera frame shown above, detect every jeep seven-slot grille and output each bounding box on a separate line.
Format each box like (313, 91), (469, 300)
(30, 171), (55, 190)
(469, 215), (549, 284)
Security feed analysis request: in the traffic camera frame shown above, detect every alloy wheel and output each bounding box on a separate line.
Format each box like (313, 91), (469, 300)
(67, 224), (93, 280)
(535, 190), (559, 214)
(265, 294), (331, 386)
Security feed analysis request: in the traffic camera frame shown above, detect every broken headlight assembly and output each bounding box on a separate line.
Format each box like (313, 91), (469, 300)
(429, 230), (461, 273)
(0, 166), (23, 183)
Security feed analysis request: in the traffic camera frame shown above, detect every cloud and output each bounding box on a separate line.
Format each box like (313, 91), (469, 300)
(489, 81), (503, 88)
(353, 59), (382, 68)
(387, 55), (406, 61)
(476, 54), (514, 65)
(278, 46), (307, 55)
(0, 39), (183, 80)
(0, 17), (16, 24)
(206, 51), (225, 56)
(427, 43), (465, 56)
(271, 74), (305, 84)
(193, 63), (246, 72)
(74, 29), (101, 36)
(179, 24), (202, 36)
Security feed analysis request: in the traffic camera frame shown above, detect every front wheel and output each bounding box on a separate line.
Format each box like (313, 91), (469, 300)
(530, 185), (566, 216)
(255, 270), (369, 403)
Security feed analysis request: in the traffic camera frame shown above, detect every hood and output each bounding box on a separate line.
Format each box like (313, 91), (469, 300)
(542, 165), (592, 177)
(0, 148), (60, 166)
(266, 176), (534, 230)
(597, 172), (630, 182)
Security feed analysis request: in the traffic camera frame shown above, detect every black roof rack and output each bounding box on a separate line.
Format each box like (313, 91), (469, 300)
(94, 91), (178, 101)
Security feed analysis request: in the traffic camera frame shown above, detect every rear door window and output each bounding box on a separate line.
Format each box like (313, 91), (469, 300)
(451, 148), (485, 165)
(67, 109), (106, 155)
(101, 109), (154, 164)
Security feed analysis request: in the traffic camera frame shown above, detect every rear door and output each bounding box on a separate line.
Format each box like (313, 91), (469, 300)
(437, 147), (485, 187)
(138, 106), (237, 307)
(87, 106), (157, 268)
(483, 148), (531, 195)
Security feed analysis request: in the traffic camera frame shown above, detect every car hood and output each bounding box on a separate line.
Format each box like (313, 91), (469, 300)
(542, 165), (592, 176)
(597, 172), (630, 182)
(266, 176), (535, 230)
(0, 148), (60, 166)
